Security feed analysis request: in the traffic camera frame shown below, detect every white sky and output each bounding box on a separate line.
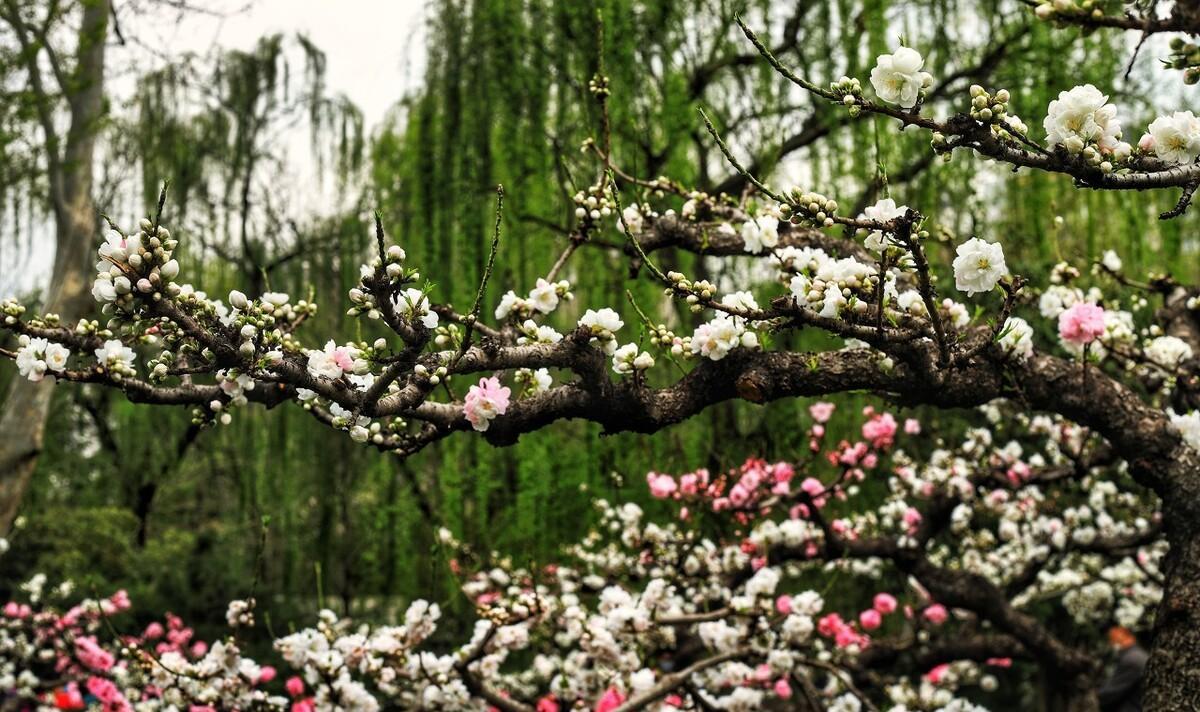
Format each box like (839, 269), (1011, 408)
(142, 0), (430, 130)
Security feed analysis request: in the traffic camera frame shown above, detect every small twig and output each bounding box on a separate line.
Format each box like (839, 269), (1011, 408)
(1160, 179), (1199, 220)
(454, 186), (504, 366)
(700, 108), (791, 206)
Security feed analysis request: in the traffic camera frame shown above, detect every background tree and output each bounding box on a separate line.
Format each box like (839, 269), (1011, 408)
(0, 0), (109, 533)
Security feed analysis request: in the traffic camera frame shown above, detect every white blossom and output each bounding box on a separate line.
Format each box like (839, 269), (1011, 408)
(860, 198), (908, 252)
(1145, 111), (1200, 165)
(15, 338), (69, 382)
(1146, 336), (1193, 370)
(870, 47), (932, 109)
(1043, 84), (1122, 152)
(998, 316), (1034, 361)
(740, 215), (780, 253)
(952, 238), (1007, 295)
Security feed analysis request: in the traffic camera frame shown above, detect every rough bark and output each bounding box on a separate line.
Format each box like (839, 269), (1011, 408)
(0, 0), (109, 534)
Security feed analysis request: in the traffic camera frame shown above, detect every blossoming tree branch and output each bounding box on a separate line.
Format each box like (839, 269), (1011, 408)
(4, 3), (1200, 710)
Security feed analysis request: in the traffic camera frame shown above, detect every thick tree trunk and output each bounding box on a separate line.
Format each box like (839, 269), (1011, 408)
(0, 0), (108, 534)
(1142, 467), (1200, 710)
(0, 192), (97, 532)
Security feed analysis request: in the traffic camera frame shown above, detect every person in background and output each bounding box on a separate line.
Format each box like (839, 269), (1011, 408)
(1098, 626), (1149, 712)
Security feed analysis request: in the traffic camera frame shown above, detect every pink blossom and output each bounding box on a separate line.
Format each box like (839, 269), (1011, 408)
(86, 677), (130, 712)
(904, 418), (921, 435)
(190, 641), (208, 658)
(925, 663), (951, 685)
(775, 595), (792, 615)
(258, 666), (277, 683)
(75, 636), (115, 672)
(817, 613), (845, 637)
(142, 622), (164, 640)
(286, 677), (306, 697)
(923, 603), (949, 625)
(774, 678), (792, 699)
(800, 477), (824, 497)
(291, 701), (316, 712)
(987, 657), (1013, 668)
(834, 626), (867, 649)
(647, 473), (677, 498)
(1058, 302), (1106, 345)
(903, 507), (923, 534)
(873, 593), (898, 614)
(536, 697), (560, 712)
(859, 609), (883, 630)
(862, 412), (898, 449)
(809, 401), (835, 423)
(463, 376), (511, 432)
(679, 473), (700, 495)
(595, 688), (626, 712)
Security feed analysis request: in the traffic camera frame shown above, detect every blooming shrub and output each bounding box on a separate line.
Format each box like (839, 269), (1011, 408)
(1, 403), (1164, 711)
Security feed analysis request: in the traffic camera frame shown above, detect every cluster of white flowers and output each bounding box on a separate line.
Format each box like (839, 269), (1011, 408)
(1144, 335), (1193, 370)
(740, 213), (781, 253)
(91, 222), (181, 306)
(1, 398), (1165, 711)
(578, 308), (624, 354)
(688, 292), (760, 361)
(1043, 84), (1126, 157)
(785, 247), (878, 319)
(225, 598), (255, 627)
(572, 182), (616, 223)
(611, 342), (654, 374)
(1142, 111), (1200, 165)
(93, 339), (137, 378)
(496, 278), (572, 320)
(14, 336), (69, 382)
(859, 198), (909, 253)
(870, 46), (933, 109)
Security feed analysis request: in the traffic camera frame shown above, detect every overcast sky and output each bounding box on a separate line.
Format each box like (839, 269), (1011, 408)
(144, 0), (429, 130)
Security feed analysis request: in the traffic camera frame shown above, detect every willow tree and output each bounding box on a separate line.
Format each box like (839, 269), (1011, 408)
(367, 0), (1070, 571)
(0, 22), (367, 621)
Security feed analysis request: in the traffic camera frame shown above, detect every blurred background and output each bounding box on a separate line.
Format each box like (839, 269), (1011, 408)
(0, 0), (1195, 691)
